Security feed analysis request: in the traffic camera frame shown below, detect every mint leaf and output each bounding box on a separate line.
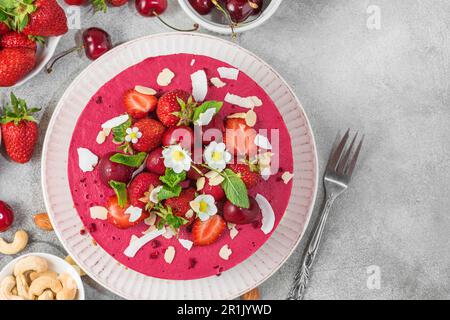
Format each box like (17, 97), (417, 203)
(221, 169), (250, 208)
(110, 152), (147, 168)
(192, 101), (223, 122)
(157, 185), (182, 201)
(109, 180), (128, 208)
(112, 117), (131, 143)
(159, 168), (186, 188)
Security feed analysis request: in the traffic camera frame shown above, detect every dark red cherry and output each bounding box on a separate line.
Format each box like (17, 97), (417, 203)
(82, 27), (112, 60)
(226, 0), (260, 23)
(0, 200), (14, 232)
(223, 196), (260, 224)
(135, 0), (167, 17)
(98, 152), (135, 186)
(189, 0), (213, 15)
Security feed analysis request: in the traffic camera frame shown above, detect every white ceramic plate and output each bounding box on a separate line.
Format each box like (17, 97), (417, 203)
(41, 32), (318, 300)
(0, 252), (85, 300)
(13, 36), (61, 87)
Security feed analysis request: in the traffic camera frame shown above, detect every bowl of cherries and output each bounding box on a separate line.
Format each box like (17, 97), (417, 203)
(178, 0), (283, 35)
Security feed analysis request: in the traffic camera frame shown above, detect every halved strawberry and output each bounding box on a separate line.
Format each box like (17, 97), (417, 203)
(123, 89), (157, 119)
(192, 215), (226, 246)
(128, 172), (161, 208)
(165, 188), (196, 225)
(228, 163), (261, 189)
(106, 196), (149, 229)
(224, 118), (257, 156)
(133, 118), (165, 152)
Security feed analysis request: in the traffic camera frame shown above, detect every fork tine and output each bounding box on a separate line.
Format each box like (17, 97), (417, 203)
(337, 132), (357, 174)
(326, 131), (342, 169)
(327, 129), (350, 171)
(346, 135), (364, 177)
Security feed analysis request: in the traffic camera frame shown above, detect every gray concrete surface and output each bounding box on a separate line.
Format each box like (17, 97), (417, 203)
(0, 0), (449, 300)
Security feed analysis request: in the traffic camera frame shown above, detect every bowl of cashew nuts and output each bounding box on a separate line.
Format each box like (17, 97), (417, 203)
(0, 252), (85, 300)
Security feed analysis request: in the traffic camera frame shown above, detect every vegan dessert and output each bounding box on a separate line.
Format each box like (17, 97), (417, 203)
(68, 53), (294, 279)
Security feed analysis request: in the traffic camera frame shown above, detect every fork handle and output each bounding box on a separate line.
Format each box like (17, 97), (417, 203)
(287, 193), (336, 300)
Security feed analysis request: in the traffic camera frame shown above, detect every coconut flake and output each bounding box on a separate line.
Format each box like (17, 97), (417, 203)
(255, 194), (275, 234)
(142, 225), (156, 234)
(124, 228), (165, 258)
(227, 222), (236, 230)
(157, 68), (175, 86)
(194, 108), (216, 126)
(125, 206), (143, 223)
(162, 228), (174, 239)
(191, 69), (208, 102)
(144, 212), (157, 226)
(77, 148), (98, 172)
(254, 134), (272, 150)
(135, 85), (157, 95)
(217, 67), (239, 80)
(90, 206), (107, 220)
(101, 114), (129, 129)
(219, 244), (233, 260)
(164, 246), (176, 264)
(178, 239), (193, 251)
(130, 235), (139, 243)
(260, 167), (272, 181)
(210, 77), (226, 88)
(190, 59), (196, 66)
(281, 171), (294, 184)
(230, 227), (239, 240)
(96, 130), (106, 144)
(196, 177), (206, 191)
(224, 93), (261, 109)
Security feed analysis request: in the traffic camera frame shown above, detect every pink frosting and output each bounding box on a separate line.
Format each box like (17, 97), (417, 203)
(68, 54), (293, 280)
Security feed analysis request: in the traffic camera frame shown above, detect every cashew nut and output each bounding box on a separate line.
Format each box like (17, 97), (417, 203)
(38, 289), (54, 300)
(16, 274), (32, 300)
(0, 230), (28, 255)
(0, 276), (24, 300)
(56, 273), (77, 300)
(14, 255), (48, 277)
(29, 270), (57, 282)
(29, 276), (62, 297)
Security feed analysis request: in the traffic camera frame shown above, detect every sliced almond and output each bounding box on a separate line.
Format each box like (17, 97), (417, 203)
(208, 175), (225, 186)
(157, 68), (175, 87)
(103, 127), (112, 136)
(96, 130), (106, 144)
(205, 171), (219, 179)
(227, 222), (236, 230)
(281, 171), (294, 184)
(89, 206), (108, 220)
(33, 213), (53, 231)
(185, 209), (194, 219)
(144, 212), (157, 226)
(245, 109), (257, 127)
(210, 77), (226, 88)
(219, 244), (232, 260)
(135, 85), (157, 95)
(227, 112), (246, 119)
(230, 227), (239, 240)
(164, 246), (176, 264)
(196, 177), (206, 191)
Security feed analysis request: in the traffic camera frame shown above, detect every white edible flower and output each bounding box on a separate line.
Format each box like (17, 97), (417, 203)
(149, 185), (163, 204)
(125, 127), (142, 144)
(162, 144), (192, 174)
(190, 194), (217, 221)
(203, 141), (231, 172)
(194, 107), (217, 126)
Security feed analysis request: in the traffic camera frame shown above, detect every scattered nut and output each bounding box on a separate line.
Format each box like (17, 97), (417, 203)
(33, 213), (53, 231)
(241, 287), (260, 300)
(0, 230), (29, 255)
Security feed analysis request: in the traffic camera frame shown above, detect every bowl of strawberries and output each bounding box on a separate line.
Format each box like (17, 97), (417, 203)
(0, 0), (68, 87)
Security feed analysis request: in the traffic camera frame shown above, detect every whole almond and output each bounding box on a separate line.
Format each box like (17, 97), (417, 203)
(33, 213), (53, 231)
(241, 287), (260, 300)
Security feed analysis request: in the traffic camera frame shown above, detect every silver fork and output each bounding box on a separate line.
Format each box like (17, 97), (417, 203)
(287, 129), (364, 300)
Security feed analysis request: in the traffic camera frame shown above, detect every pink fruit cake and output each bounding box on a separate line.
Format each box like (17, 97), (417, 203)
(67, 53), (294, 280)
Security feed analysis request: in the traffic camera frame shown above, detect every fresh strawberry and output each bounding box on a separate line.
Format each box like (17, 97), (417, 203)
(165, 188), (196, 225)
(22, 0), (68, 37)
(200, 180), (225, 201)
(128, 172), (161, 208)
(0, 22), (10, 35)
(133, 118), (165, 152)
(224, 118), (257, 156)
(123, 89), (157, 119)
(64, 0), (87, 5)
(0, 48), (36, 87)
(0, 32), (37, 51)
(106, 196), (148, 229)
(0, 93), (40, 163)
(192, 215), (226, 246)
(108, 0), (128, 6)
(156, 89), (195, 127)
(228, 163), (261, 189)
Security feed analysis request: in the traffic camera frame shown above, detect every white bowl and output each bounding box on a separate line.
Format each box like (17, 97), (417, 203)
(178, 0), (283, 34)
(0, 252), (85, 300)
(13, 36), (61, 87)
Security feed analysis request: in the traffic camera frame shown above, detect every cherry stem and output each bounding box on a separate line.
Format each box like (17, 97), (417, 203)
(211, 0), (237, 38)
(153, 11), (199, 32)
(45, 45), (84, 74)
